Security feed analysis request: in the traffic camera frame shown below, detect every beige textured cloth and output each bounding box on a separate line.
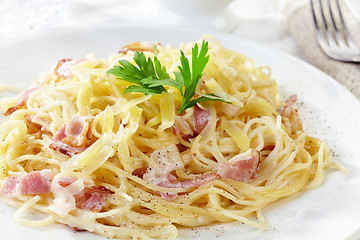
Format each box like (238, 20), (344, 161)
(287, 1), (360, 98)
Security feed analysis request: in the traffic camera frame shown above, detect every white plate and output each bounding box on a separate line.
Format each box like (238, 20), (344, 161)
(0, 23), (360, 240)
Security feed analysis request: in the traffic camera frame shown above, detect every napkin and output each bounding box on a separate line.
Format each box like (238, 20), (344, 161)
(287, 0), (360, 99)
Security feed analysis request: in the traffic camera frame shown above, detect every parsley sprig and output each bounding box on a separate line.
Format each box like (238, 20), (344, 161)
(107, 40), (230, 113)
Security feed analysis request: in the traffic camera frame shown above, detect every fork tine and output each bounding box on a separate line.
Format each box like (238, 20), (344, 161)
(327, 0), (348, 48)
(310, 0), (320, 30)
(334, 0), (358, 48)
(311, 0), (331, 51)
(319, 0), (329, 32)
(319, 0), (338, 47)
(310, 0), (360, 62)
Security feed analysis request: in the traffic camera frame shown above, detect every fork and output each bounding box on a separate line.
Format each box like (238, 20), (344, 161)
(310, 0), (360, 62)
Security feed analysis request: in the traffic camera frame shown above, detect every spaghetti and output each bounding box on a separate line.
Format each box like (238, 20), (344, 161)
(0, 36), (342, 239)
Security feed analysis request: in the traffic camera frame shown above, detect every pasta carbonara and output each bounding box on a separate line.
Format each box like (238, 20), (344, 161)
(0, 36), (342, 239)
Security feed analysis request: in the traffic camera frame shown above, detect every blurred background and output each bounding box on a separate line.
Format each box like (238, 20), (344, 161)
(0, 0), (360, 97)
(0, 0), (303, 55)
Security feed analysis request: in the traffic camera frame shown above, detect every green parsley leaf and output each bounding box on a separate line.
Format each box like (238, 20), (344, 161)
(182, 94), (231, 110)
(123, 85), (163, 95)
(107, 51), (168, 94)
(178, 40), (210, 113)
(153, 57), (170, 80)
(141, 78), (183, 93)
(107, 40), (231, 113)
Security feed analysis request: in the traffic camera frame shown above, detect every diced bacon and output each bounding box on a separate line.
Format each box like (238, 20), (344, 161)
(4, 87), (39, 116)
(285, 94), (297, 107)
(0, 172), (112, 214)
(55, 58), (85, 79)
(217, 149), (260, 182)
(25, 114), (43, 130)
(52, 125), (67, 142)
(158, 173), (220, 189)
(180, 173), (220, 188)
(262, 145), (275, 151)
(118, 42), (161, 54)
(171, 116), (194, 138)
(20, 170), (52, 195)
(81, 192), (103, 211)
(49, 176), (114, 215)
(279, 94), (303, 132)
(0, 175), (21, 197)
(55, 58), (72, 78)
(56, 176), (78, 188)
(50, 115), (91, 156)
(159, 192), (178, 201)
(3, 106), (18, 116)
(0, 170), (53, 197)
(18, 87), (39, 106)
(157, 173), (220, 201)
(25, 114), (51, 132)
(158, 173), (220, 188)
(143, 144), (184, 186)
(49, 142), (87, 157)
(143, 144), (219, 201)
(143, 144), (183, 200)
(171, 124), (181, 136)
(62, 115), (90, 147)
(75, 186), (114, 211)
(192, 105), (211, 134)
(49, 177), (83, 216)
(171, 106), (211, 140)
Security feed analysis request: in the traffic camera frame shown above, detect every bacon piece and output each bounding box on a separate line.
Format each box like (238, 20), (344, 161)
(171, 116), (194, 139)
(180, 173), (220, 188)
(0, 172), (112, 214)
(50, 115), (91, 156)
(55, 58), (72, 78)
(56, 176), (78, 188)
(0, 170), (53, 197)
(143, 144), (219, 200)
(61, 115), (90, 147)
(20, 171), (52, 195)
(50, 177), (114, 215)
(262, 145), (275, 151)
(49, 142), (87, 157)
(4, 87), (39, 116)
(157, 173), (220, 201)
(192, 105), (211, 134)
(143, 144), (184, 186)
(25, 114), (43, 130)
(218, 149), (260, 182)
(285, 94), (297, 106)
(279, 95), (303, 132)
(25, 114), (51, 132)
(143, 144), (183, 200)
(158, 173), (220, 189)
(55, 58), (85, 79)
(0, 175), (21, 197)
(159, 191), (178, 201)
(171, 106), (211, 140)
(118, 42), (161, 54)
(76, 186), (114, 211)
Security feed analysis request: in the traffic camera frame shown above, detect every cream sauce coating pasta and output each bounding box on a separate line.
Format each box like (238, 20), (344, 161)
(0, 35), (342, 240)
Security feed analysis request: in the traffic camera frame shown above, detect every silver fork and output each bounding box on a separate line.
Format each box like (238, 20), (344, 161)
(310, 0), (360, 62)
